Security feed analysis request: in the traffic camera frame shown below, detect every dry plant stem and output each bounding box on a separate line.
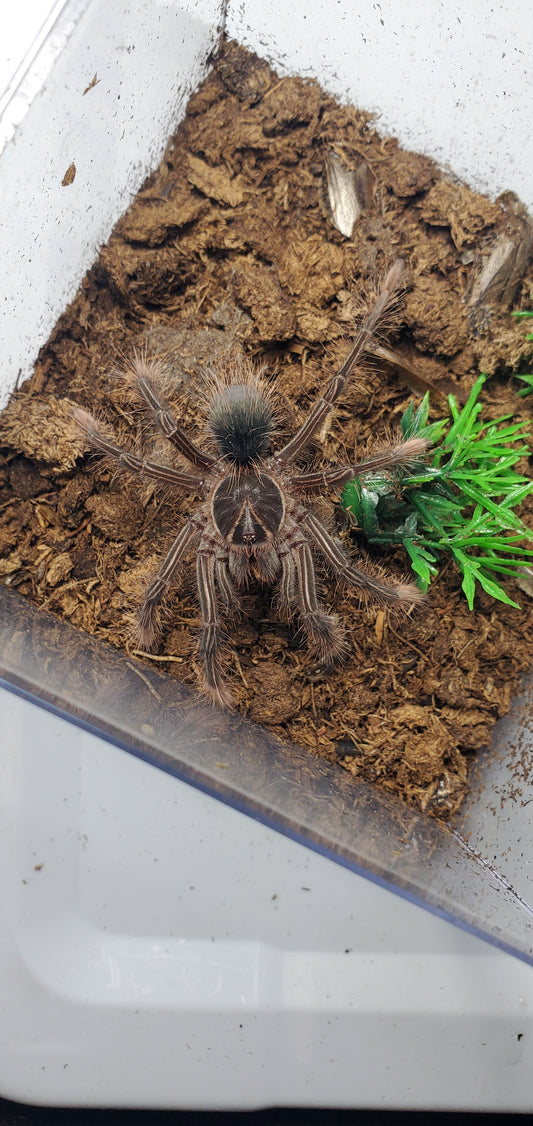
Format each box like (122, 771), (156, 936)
(73, 260), (427, 708)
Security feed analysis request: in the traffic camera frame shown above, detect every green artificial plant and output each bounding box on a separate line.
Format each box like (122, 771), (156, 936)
(342, 375), (533, 610)
(511, 310), (533, 396)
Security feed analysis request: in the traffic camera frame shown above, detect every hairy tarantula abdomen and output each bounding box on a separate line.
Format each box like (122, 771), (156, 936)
(208, 382), (275, 462)
(72, 260), (430, 708)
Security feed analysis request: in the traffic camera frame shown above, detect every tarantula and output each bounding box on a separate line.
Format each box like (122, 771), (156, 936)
(73, 260), (428, 707)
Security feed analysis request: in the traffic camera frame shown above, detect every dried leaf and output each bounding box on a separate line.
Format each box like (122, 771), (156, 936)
(323, 152), (361, 238)
(468, 226), (533, 310)
(371, 343), (461, 403)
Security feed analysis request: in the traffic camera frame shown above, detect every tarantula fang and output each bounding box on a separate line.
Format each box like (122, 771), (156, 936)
(73, 259), (429, 708)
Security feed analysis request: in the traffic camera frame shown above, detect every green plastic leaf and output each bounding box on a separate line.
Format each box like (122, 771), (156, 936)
(459, 565), (476, 611)
(474, 571), (521, 609)
(404, 538), (438, 585)
(340, 371), (533, 609)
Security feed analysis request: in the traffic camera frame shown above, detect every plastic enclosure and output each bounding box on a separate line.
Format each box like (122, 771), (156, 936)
(2, 0), (533, 406)
(2, 584), (533, 965)
(4, 679), (532, 1111)
(1, 0), (533, 1108)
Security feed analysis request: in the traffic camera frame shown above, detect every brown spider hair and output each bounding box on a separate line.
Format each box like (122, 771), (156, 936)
(73, 260), (428, 707)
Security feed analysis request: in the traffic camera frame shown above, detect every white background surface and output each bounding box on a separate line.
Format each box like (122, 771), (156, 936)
(2, 686), (533, 1109)
(0, 1), (63, 94)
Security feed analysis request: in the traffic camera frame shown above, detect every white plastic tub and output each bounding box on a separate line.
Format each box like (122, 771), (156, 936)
(1, 0), (533, 1110)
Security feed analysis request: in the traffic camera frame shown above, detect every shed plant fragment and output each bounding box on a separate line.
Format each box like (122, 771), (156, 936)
(1, 41), (533, 819)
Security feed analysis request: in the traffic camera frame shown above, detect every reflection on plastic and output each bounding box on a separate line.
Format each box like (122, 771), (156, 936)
(1, 585), (532, 964)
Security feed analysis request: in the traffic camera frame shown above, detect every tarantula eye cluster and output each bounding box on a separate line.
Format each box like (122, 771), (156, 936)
(73, 260), (429, 708)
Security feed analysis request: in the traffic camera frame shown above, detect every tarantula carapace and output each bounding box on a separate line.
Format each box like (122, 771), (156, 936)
(73, 260), (429, 707)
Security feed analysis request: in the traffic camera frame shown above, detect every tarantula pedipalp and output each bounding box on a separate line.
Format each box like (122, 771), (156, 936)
(73, 260), (429, 708)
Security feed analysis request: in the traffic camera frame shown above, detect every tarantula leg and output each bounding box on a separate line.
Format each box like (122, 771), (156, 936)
(215, 556), (243, 619)
(72, 408), (203, 490)
(278, 549), (297, 613)
(304, 512), (423, 605)
(197, 550), (234, 709)
(136, 517), (204, 650)
(276, 260), (405, 465)
(129, 356), (216, 471)
(292, 436), (430, 493)
(289, 542), (346, 662)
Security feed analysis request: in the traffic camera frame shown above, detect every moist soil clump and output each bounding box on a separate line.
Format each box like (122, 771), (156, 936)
(2, 40), (533, 819)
